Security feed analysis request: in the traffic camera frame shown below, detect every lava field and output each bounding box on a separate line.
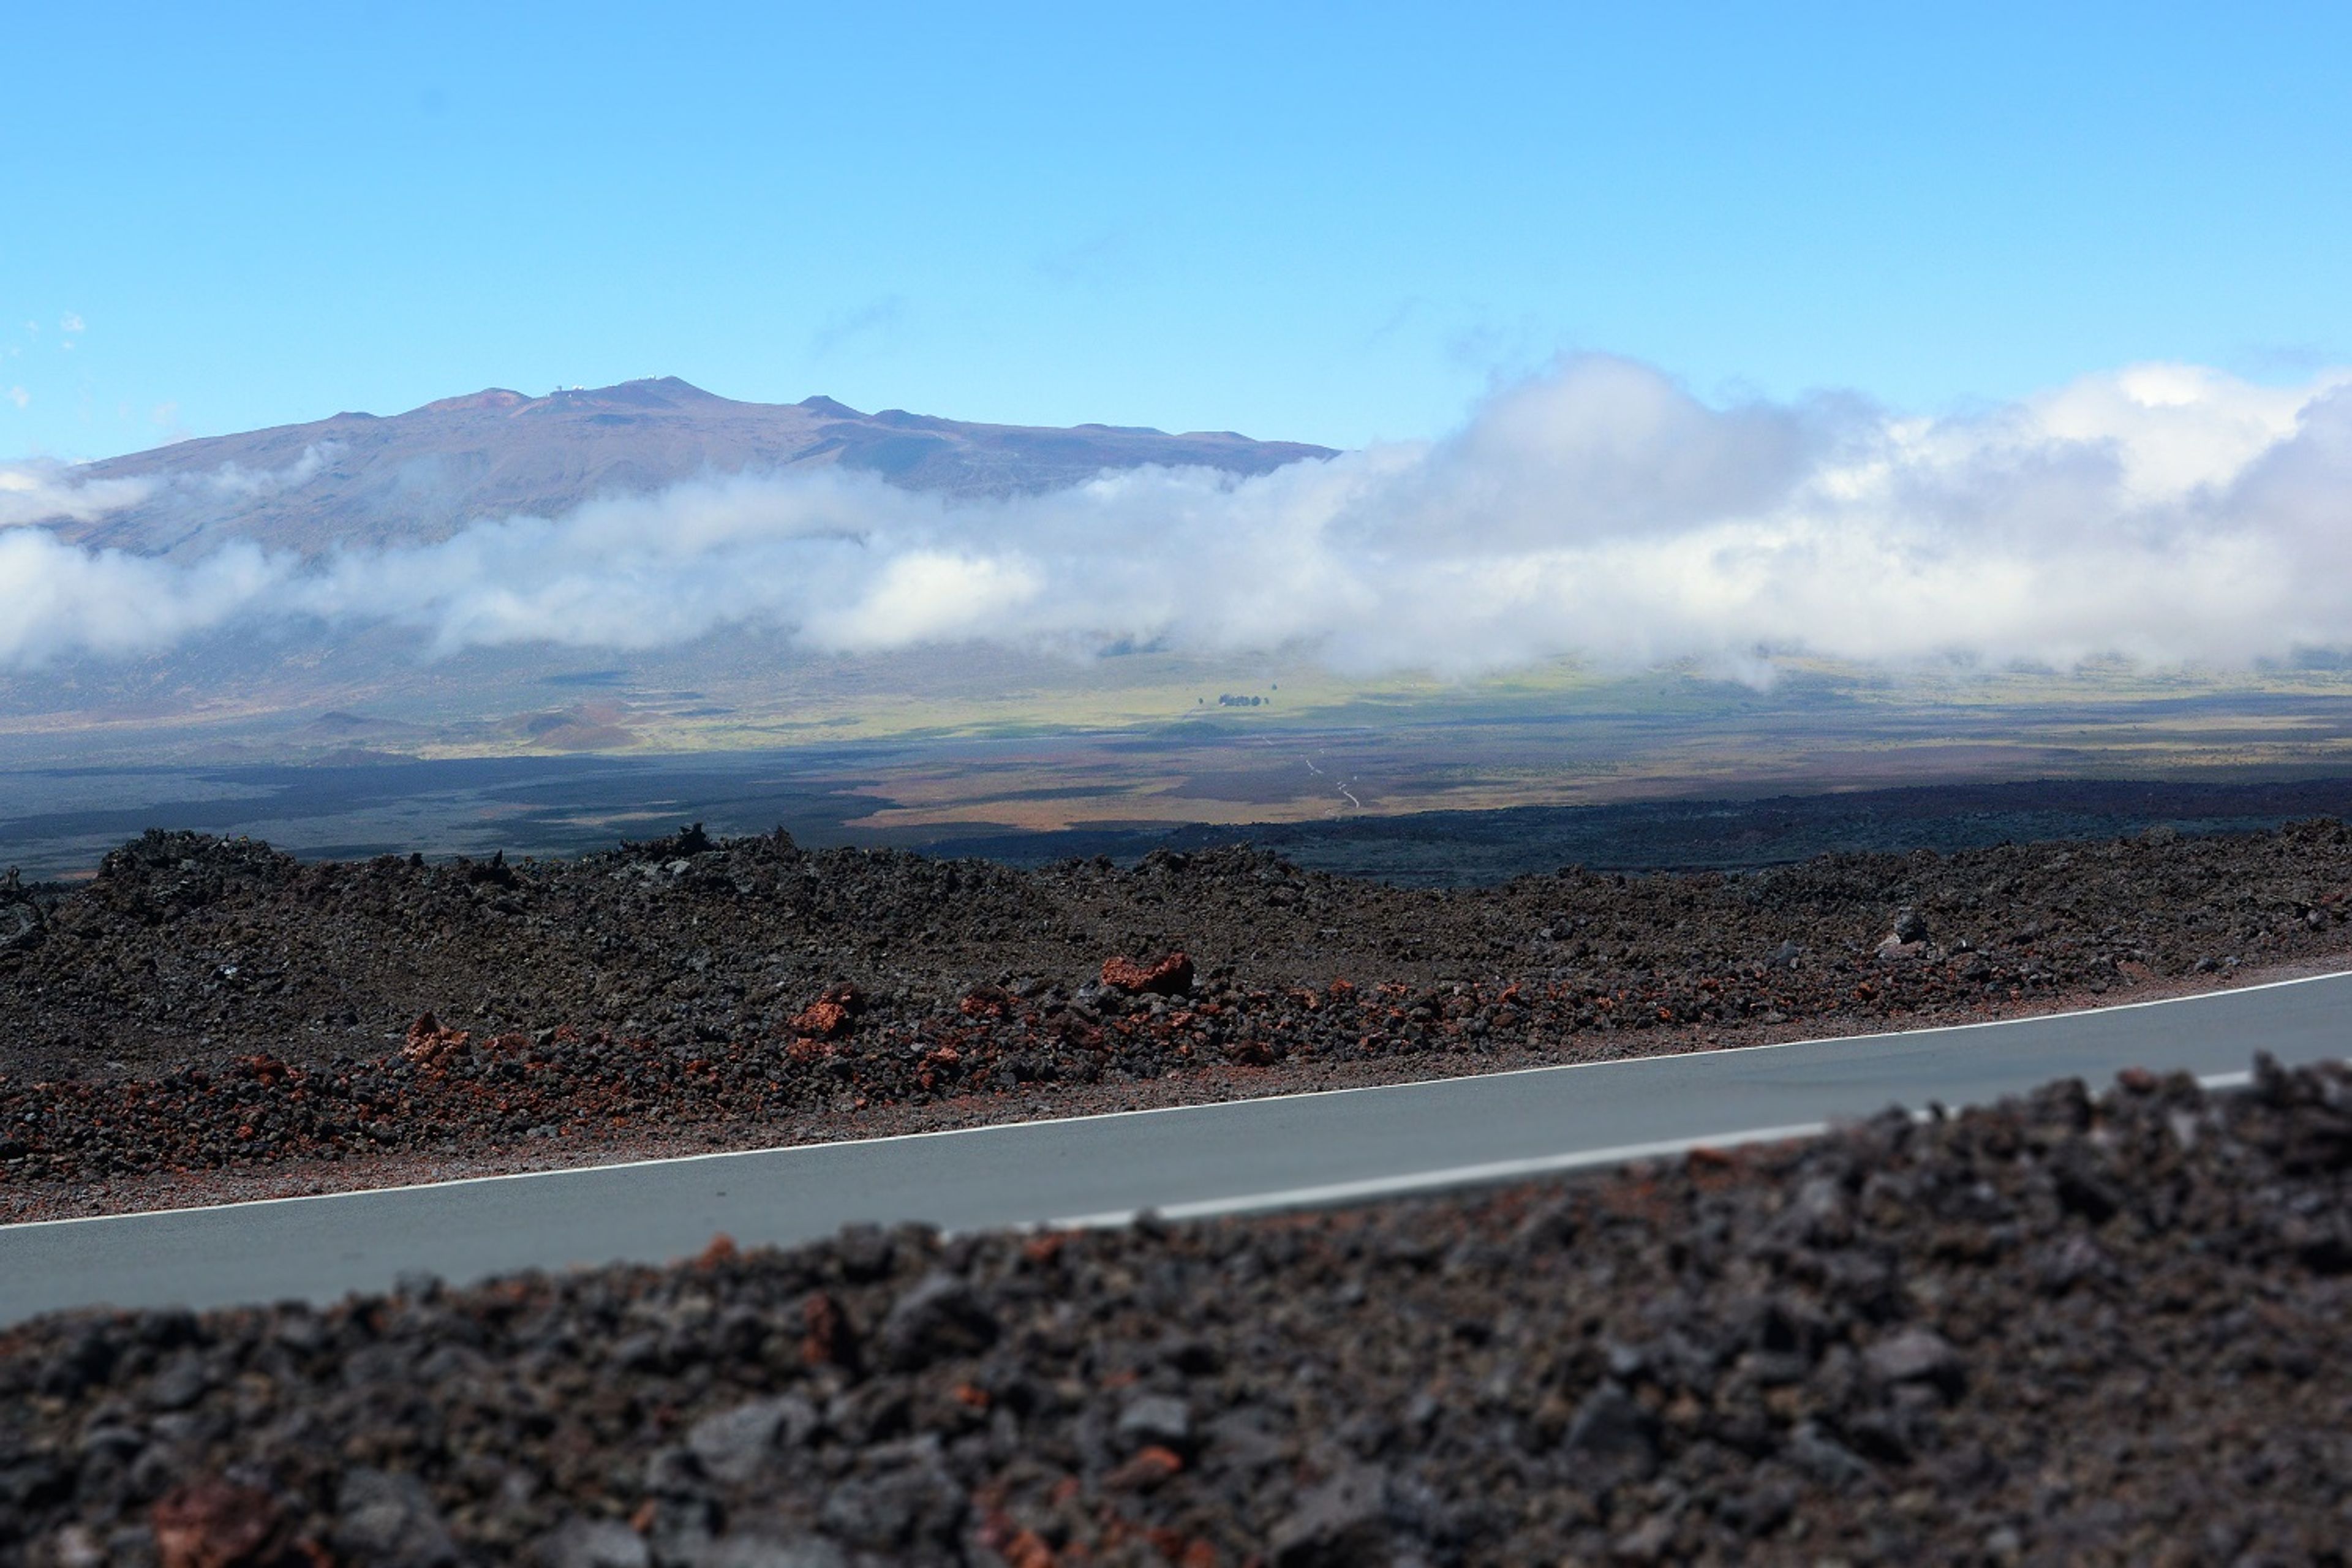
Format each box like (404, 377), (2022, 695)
(2, 819), (2349, 1200)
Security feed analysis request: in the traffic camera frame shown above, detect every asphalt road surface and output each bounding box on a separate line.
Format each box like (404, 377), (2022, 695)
(5, 973), (2346, 1324)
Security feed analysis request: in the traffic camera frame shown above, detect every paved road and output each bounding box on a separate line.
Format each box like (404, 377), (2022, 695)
(5, 973), (2346, 1323)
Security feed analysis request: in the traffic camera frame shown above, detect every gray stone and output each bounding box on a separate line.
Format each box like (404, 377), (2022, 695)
(816, 1454), (965, 1548)
(2035, 1234), (2111, 1294)
(1270, 1464), (1390, 1566)
(1786, 1422), (1872, 1488)
(686, 1395), (819, 1485)
(1611, 1511), (1677, 1561)
(1562, 1382), (1657, 1484)
(1864, 1327), (1961, 1386)
(145, 1349), (212, 1412)
(691, 1535), (849, 1568)
(336, 1468), (458, 1567)
(1115, 1393), (1191, 1449)
(641, 1446), (705, 1498)
(876, 1270), (998, 1371)
(1791, 1175), (1851, 1242)
(1204, 1406), (1289, 1472)
(535, 1519), (650, 1568)
(42, 1524), (106, 1568)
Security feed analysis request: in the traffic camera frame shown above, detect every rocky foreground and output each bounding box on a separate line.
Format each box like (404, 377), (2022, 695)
(2, 819), (2351, 1205)
(4, 1058), (2348, 1566)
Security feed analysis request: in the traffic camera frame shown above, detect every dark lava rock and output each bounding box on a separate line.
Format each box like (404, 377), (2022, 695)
(533, 1519), (649, 1568)
(684, 1395), (818, 1486)
(1269, 1464), (1390, 1566)
(9, 1060), (2350, 1562)
(875, 1271), (997, 1371)
(333, 1467), (458, 1567)
(1562, 1381), (1659, 1486)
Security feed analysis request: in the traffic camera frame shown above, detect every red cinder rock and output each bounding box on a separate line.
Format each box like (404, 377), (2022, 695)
(401, 1012), (472, 1071)
(801, 1290), (858, 1370)
(959, 984), (1015, 1020)
(235, 1054), (291, 1088)
(151, 1479), (284, 1568)
(1101, 952), (1194, 996)
(1107, 1444), (1186, 1490)
(791, 1000), (851, 1038)
(790, 984), (864, 1038)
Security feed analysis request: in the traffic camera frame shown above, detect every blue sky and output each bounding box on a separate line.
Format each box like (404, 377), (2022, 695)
(5, 2), (2347, 459)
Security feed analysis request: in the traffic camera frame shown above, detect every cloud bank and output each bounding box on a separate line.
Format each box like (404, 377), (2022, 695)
(4, 355), (2352, 678)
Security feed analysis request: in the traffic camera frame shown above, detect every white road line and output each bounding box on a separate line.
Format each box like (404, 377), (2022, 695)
(1036, 1063), (2296, 1230)
(1043, 1120), (1832, 1229)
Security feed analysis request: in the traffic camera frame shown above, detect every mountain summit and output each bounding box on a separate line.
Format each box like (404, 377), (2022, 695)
(62, 379), (1335, 559)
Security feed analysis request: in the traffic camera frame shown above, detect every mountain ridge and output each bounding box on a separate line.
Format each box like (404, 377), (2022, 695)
(61, 377), (1336, 560)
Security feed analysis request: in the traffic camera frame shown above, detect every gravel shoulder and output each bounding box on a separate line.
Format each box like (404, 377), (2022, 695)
(4, 819), (2350, 1223)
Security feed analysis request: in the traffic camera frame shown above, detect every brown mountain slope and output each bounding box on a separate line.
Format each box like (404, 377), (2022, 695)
(61, 377), (1335, 559)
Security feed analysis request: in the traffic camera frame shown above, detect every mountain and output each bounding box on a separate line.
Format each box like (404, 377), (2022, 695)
(59, 378), (1336, 560)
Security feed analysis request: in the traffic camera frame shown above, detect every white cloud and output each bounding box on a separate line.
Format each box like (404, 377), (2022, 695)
(58, 313), (84, 334)
(4, 355), (2352, 677)
(2023, 362), (2351, 502)
(5, 387), (25, 410)
(0, 528), (281, 666)
(0, 461), (154, 528)
(193, 442), (337, 500)
(804, 550), (1046, 652)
